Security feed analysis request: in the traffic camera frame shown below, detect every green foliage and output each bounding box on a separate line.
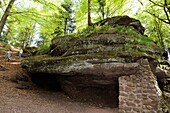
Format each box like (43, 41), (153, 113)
(78, 26), (96, 36)
(75, 0), (130, 31)
(115, 26), (153, 46)
(78, 24), (154, 52)
(1, 0), (64, 48)
(78, 24), (113, 36)
(36, 45), (50, 55)
(0, 0), (170, 49)
(135, 0), (170, 49)
(114, 26), (134, 33)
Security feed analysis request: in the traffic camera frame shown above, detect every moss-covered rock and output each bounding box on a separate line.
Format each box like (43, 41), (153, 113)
(21, 16), (163, 108)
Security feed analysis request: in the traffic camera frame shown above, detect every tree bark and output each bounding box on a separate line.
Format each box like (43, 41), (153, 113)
(88, 0), (92, 26)
(0, 0), (15, 36)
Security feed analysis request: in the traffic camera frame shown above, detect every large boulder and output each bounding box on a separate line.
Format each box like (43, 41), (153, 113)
(94, 15), (145, 35)
(22, 16), (163, 108)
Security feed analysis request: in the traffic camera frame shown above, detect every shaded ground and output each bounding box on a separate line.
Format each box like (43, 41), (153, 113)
(0, 55), (118, 113)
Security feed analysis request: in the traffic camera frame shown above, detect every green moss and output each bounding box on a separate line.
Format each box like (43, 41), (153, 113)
(78, 24), (114, 37)
(24, 24), (163, 68)
(26, 41), (157, 65)
(78, 25), (155, 50)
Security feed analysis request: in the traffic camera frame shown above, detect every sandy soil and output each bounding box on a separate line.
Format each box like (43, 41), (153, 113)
(0, 57), (118, 113)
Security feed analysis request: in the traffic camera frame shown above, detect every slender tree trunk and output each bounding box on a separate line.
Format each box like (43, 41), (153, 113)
(0, 0), (15, 36)
(64, 18), (68, 34)
(102, 6), (105, 19)
(88, 0), (92, 26)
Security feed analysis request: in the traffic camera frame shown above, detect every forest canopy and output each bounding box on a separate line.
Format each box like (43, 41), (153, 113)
(0, 0), (169, 49)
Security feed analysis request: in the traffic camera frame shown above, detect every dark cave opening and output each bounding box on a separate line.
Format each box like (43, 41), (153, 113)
(29, 73), (119, 108)
(30, 73), (63, 91)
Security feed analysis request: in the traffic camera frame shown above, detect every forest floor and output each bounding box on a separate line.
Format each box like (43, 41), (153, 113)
(0, 53), (118, 113)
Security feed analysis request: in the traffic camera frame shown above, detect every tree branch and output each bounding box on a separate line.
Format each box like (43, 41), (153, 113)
(148, 0), (164, 7)
(137, 0), (143, 6)
(145, 10), (170, 24)
(164, 0), (170, 23)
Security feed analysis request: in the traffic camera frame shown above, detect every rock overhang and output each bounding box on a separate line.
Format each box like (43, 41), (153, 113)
(22, 57), (140, 78)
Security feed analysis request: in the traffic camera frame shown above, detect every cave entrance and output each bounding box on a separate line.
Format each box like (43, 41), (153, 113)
(30, 73), (62, 91)
(30, 73), (119, 108)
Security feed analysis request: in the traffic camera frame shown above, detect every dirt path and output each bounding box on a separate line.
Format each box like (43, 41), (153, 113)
(0, 58), (118, 113)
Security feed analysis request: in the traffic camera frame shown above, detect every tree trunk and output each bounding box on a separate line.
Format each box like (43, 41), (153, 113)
(0, 0), (15, 36)
(64, 18), (68, 34)
(102, 6), (105, 20)
(88, 0), (92, 26)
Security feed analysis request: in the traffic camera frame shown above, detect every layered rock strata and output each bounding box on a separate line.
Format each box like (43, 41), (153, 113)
(22, 16), (163, 112)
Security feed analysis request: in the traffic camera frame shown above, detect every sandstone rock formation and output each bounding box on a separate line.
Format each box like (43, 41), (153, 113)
(22, 16), (166, 112)
(94, 15), (145, 35)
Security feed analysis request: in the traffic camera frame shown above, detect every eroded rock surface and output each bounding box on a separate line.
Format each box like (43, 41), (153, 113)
(22, 16), (163, 109)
